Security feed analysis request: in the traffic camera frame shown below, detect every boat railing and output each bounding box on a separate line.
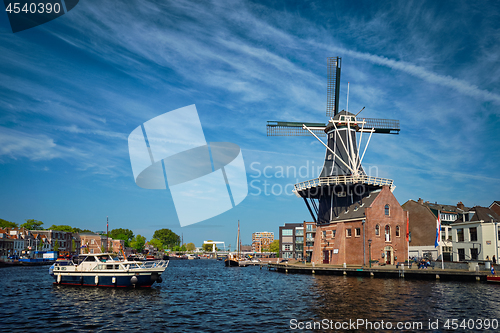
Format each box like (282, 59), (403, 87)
(130, 260), (169, 269)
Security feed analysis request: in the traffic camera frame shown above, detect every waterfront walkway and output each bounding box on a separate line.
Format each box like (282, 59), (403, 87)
(267, 262), (491, 282)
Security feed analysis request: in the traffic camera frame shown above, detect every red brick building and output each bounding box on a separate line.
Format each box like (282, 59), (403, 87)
(311, 186), (408, 266)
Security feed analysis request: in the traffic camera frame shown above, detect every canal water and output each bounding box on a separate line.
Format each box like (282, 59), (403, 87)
(1, 260), (500, 332)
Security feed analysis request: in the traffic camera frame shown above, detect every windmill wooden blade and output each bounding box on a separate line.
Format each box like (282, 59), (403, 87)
(267, 121), (326, 136)
(362, 118), (400, 134)
(326, 57), (341, 117)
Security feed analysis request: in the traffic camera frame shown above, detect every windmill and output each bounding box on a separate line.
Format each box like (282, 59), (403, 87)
(267, 57), (400, 224)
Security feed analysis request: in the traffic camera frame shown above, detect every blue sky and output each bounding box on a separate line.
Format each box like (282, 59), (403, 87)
(1, 0), (499, 247)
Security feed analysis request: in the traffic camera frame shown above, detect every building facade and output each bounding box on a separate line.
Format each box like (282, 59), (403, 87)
(451, 206), (500, 262)
(310, 186), (407, 266)
(252, 231), (274, 253)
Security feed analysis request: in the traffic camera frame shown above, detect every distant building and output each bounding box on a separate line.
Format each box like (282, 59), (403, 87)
(279, 221), (316, 261)
(37, 230), (73, 254)
(402, 199), (467, 260)
(451, 206), (500, 262)
(79, 233), (108, 254)
(251, 231), (274, 253)
(279, 223), (302, 260)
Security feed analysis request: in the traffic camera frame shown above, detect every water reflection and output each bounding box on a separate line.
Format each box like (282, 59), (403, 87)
(2, 261), (500, 332)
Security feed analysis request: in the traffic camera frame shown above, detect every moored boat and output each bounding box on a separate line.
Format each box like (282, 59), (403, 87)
(487, 275), (500, 283)
(49, 253), (168, 288)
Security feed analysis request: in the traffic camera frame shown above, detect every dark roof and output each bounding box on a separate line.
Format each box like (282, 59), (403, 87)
(423, 202), (470, 213)
(333, 189), (381, 221)
(470, 206), (500, 222)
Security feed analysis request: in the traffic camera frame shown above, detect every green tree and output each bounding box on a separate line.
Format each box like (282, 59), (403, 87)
(130, 235), (146, 253)
(202, 240), (219, 252)
(269, 240), (280, 257)
(73, 227), (94, 233)
(148, 238), (163, 251)
(48, 225), (74, 232)
(186, 242), (196, 252)
(110, 228), (134, 246)
(53, 239), (60, 251)
(71, 239), (76, 253)
(152, 229), (180, 249)
(0, 218), (18, 228)
(21, 219), (44, 230)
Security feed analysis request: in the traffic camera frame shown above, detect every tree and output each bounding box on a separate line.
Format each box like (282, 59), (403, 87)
(202, 240), (219, 252)
(152, 229), (180, 249)
(0, 218), (18, 228)
(73, 227), (94, 233)
(186, 242), (196, 252)
(48, 225), (74, 232)
(71, 239), (76, 253)
(110, 228), (134, 243)
(21, 219), (44, 230)
(130, 235), (146, 253)
(270, 240), (280, 257)
(53, 239), (60, 252)
(148, 238), (163, 251)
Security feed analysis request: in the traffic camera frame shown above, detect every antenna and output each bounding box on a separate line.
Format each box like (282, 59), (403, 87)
(346, 82), (350, 113)
(355, 107), (365, 117)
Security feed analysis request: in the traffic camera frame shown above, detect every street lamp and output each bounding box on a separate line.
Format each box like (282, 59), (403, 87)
(368, 239), (372, 268)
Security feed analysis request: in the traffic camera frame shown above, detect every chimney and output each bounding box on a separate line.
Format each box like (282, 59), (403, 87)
(418, 198), (423, 205)
(457, 202), (464, 210)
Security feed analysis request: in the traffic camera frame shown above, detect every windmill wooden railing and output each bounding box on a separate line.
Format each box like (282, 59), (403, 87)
(293, 175), (394, 197)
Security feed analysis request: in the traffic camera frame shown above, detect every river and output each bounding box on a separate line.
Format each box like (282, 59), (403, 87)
(1, 260), (500, 332)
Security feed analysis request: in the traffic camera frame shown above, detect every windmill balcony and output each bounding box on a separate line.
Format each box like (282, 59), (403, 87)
(293, 175), (394, 197)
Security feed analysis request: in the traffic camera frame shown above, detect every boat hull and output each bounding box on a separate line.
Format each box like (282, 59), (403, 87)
(52, 272), (162, 288)
(225, 259), (240, 267)
(487, 276), (500, 283)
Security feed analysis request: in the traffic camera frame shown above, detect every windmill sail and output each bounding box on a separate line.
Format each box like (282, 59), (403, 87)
(266, 121), (326, 136)
(326, 57), (341, 117)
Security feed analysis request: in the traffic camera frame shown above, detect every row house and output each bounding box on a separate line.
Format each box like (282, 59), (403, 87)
(451, 206), (500, 262)
(79, 233), (124, 254)
(402, 199), (467, 260)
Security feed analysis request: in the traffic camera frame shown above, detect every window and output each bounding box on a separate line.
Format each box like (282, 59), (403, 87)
(282, 229), (293, 236)
(385, 205), (390, 216)
(346, 229), (352, 237)
(375, 225), (380, 236)
(441, 227), (446, 241)
(458, 248), (465, 261)
(295, 228), (304, 236)
(457, 228), (464, 242)
(283, 244), (292, 251)
(332, 230), (336, 238)
(295, 237), (304, 244)
(469, 227), (477, 242)
(385, 225), (391, 242)
(355, 228), (361, 237)
(306, 224), (313, 232)
(396, 226), (400, 237)
(91, 239), (95, 244)
(323, 231), (326, 239)
(471, 248), (479, 260)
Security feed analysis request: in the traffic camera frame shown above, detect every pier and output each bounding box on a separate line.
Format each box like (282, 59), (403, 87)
(267, 263), (489, 282)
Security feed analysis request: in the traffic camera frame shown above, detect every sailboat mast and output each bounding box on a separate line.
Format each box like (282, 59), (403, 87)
(237, 220), (240, 255)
